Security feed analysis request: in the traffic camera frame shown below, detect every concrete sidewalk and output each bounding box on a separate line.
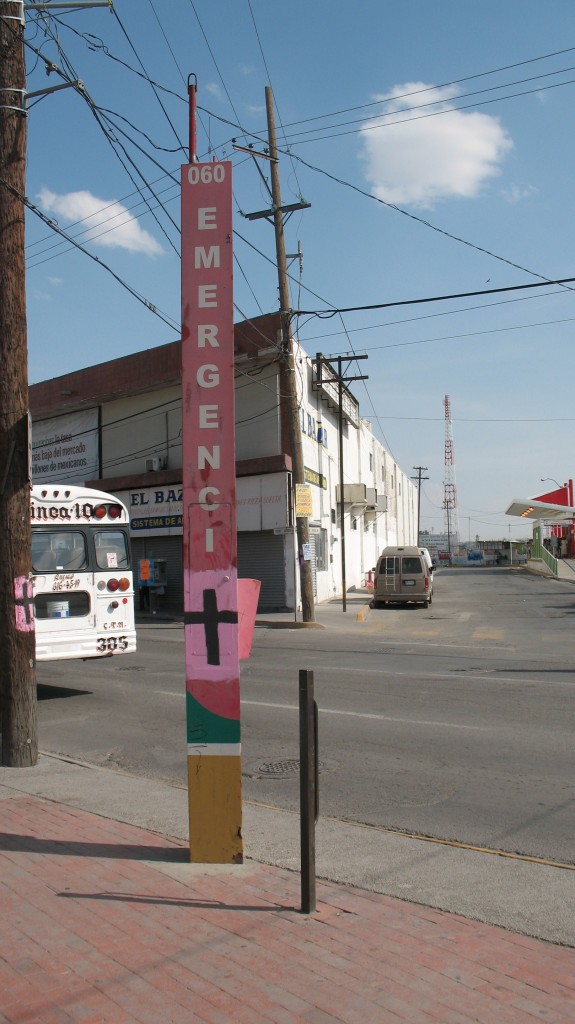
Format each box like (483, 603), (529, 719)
(1, 760), (574, 1024)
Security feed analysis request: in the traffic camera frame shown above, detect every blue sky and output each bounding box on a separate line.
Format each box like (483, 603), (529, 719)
(22, 0), (575, 540)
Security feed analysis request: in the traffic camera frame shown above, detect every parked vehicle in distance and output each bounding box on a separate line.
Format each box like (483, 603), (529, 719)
(371, 545), (433, 608)
(419, 547), (434, 574)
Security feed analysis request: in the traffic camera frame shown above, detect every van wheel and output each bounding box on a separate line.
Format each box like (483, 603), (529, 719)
(370, 599), (383, 609)
(423, 598), (430, 608)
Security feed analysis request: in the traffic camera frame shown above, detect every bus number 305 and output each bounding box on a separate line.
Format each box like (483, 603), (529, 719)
(97, 636), (129, 653)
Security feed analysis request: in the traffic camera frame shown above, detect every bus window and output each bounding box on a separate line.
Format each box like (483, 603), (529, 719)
(94, 530), (129, 570)
(34, 591), (91, 619)
(32, 531), (88, 573)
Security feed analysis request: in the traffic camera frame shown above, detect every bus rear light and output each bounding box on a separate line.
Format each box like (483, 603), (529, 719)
(107, 577), (130, 592)
(94, 503), (122, 520)
(110, 600), (119, 609)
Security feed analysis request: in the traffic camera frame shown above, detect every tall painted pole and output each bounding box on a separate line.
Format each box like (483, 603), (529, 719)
(181, 88), (242, 862)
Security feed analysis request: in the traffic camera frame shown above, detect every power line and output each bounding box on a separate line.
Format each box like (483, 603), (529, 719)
(298, 288), (574, 345)
(278, 73), (575, 147)
(295, 276), (575, 318)
(198, 104), (575, 294)
(271, 45), (575, 131)
(1, 178), (180, 331)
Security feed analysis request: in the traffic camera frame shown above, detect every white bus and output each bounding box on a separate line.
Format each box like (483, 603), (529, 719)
(30, 485), (137, 661)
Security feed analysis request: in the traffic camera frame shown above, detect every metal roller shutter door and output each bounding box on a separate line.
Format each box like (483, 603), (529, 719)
(237, 532), (287, 612)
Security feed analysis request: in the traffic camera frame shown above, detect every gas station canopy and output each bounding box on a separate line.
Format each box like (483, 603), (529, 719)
(505, 499), (575, 521)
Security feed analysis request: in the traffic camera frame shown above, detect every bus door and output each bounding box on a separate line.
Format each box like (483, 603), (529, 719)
(93, 528), (135, 654)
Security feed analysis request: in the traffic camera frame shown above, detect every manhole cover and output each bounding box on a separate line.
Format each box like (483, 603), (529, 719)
(251, 758), (325, 779)
(259, 758), (300, 777)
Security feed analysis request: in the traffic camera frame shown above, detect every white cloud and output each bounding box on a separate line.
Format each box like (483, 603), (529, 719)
(37, 188), (163, 257)
(204, 81), (223, 100)
(359, 83), (513, 208)
(500, 183), (538, 204)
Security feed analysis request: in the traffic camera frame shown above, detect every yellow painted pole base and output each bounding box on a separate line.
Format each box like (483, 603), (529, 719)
(187, 754), (243, 863)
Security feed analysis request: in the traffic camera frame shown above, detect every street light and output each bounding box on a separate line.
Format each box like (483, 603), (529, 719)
(541, 477), (562, 488)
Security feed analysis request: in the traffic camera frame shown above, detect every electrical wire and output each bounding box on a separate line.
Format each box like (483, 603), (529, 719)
(2, 179), (180, 331)
(295, 276), (575, 318)
(245, 0), (304, 202)
(298, 288), (575, 345)
(276, 68), (575, 146)
(23, 32), (182, 256)
(327, 313), (575, 356)
(111, 7), (185, 152)
(270, 45), (575, 130)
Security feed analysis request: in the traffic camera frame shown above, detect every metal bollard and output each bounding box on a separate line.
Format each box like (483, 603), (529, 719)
(299, 668), (318, 913)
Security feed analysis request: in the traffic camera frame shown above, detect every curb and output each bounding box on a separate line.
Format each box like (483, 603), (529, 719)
(356, 603), (372, 622)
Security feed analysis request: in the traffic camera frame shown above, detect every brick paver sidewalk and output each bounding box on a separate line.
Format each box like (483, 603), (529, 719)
(0, 795), (573, 1023)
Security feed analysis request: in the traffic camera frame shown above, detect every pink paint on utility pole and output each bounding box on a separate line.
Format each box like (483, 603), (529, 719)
(181, 90), (242, 859)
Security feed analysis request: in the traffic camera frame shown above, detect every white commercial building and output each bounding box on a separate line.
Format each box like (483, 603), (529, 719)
(30, 313), (417, 612)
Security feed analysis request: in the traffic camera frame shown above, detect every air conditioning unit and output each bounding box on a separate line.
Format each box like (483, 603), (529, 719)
(335, 483), (367, 505)
(146, 457), (161, 472)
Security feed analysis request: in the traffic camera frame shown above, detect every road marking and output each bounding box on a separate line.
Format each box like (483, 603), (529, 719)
(376, 640), (508, 650)
(239, 699), (486, 730)
(154, 690), (485, 729)
(473, 628), (504, 640)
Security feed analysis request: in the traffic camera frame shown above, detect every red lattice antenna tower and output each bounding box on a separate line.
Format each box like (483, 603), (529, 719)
(443, 395), (459, 552)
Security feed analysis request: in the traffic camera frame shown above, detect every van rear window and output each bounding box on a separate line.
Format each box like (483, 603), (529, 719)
(402, 557), (422, 574)
(380, 557), (399, 575)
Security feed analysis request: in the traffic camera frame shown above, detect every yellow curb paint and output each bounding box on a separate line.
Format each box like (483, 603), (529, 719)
(187, 754), (243, 863)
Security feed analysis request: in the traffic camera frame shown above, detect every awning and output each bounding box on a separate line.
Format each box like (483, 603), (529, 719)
(505, 498), (575, 521)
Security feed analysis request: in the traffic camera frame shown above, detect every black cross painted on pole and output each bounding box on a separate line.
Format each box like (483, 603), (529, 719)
(15, 579), (34, 626)
(184, 588), (238, 666)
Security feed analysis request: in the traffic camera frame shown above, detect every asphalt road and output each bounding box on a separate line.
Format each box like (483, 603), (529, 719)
(36, 566), (575, 866)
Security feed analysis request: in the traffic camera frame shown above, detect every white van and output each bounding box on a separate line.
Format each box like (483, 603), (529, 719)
(371, 545), (433, 608)
(419, 547), (434, 574)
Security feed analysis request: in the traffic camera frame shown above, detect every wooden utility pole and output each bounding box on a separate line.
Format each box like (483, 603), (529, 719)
(265, 87), (315, 622)
(0, 1), (38, 766)
(411, 466), (429, 545)
(313, 353), (368, 613)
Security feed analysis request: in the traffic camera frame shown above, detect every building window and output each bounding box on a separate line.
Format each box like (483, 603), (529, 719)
(369, 453), (373, 471)
(331, 508), (336, 524)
